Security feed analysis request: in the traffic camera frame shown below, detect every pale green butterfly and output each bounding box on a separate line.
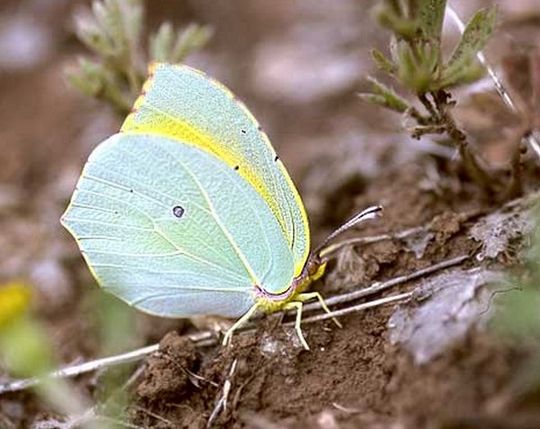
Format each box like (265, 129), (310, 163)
(61, 63), (381, 349)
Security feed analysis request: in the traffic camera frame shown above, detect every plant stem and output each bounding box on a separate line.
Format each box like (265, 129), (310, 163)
(431, 89), (497, 194)
(504, 131), (528, 200)
(418, 92), (439, 118)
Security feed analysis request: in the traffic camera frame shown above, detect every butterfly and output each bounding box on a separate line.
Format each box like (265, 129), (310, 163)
(61, 63), (381, 349)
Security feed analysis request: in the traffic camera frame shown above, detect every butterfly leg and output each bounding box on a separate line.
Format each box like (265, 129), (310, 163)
(283, 301), (310, 350)
(298, 292), (342, 328)
(222, 303), (259, 347)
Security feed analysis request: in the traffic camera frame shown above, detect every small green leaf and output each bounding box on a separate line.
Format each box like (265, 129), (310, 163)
(66, 58), (106, 97)
(371, 48), (396, 74)
(358, 93), (391, 109)
(91, 0), (111, 33)
(445, 7), (496, 78)
(365, 76), (410, 112)
(68, 0), (210, 115)
(375, 4), (418, 40)
(171, 24), (213, 63)
(122, 0), (144, 49)
(397, 42), (417, 84)
(438, 60), (485, 88)
(66, 58), (133, 113)
(93, 0), (125, 56)
(418, 0), (447, 40)
(74, 11), (109, 55)
(150, 23), (212, 64)
(396, 42), (432, 93)
(150, 22), (175, 62)
(418, 42), (439, 75)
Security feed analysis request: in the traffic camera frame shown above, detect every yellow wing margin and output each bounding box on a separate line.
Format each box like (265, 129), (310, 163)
(121, 63), (310, 277)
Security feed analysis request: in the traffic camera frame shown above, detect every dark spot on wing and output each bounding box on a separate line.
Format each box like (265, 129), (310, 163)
(234, 165), (240, 171)
(274, 155), (279, 162)
(129, 189), (134, 193)
(172, 205), (185, 219)
(257, 125), (262, 131)
(241, 129), (246, 134)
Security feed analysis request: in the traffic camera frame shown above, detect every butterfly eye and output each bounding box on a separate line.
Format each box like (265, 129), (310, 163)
(172, 205), (185, 219)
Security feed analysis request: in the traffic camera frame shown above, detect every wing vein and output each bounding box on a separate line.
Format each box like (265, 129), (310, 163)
(157, 144), (262, 285)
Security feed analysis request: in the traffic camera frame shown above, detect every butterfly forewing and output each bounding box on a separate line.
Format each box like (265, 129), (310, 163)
(122, 63), (310, 279)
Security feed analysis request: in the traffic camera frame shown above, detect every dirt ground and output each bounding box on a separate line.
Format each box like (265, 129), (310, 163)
(1, 1), (540, 428)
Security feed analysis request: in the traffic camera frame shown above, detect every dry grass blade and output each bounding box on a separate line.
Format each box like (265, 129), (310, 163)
(303, 254), (470, 312)
(294, 292), (413, 325)
(0, 344), (160, 395)
(207, 358), (238, 428)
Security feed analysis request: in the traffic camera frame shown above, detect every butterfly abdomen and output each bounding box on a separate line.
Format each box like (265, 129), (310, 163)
(254, 261), (326, 313)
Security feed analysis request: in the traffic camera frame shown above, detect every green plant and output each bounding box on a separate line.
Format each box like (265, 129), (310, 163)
(66, 0), (212, 115)
(359, 0), (503, 194)
(0, 282), (98, 427)
(495, 203), (540, 395)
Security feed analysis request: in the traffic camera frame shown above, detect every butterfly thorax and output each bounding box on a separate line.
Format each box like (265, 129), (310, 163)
(254, 258), (327, 313)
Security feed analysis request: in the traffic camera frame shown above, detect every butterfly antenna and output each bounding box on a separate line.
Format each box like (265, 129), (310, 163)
(314, 206), (383, 260)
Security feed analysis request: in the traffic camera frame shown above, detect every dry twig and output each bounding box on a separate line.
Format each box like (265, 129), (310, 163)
(206, 359), (238, 428)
